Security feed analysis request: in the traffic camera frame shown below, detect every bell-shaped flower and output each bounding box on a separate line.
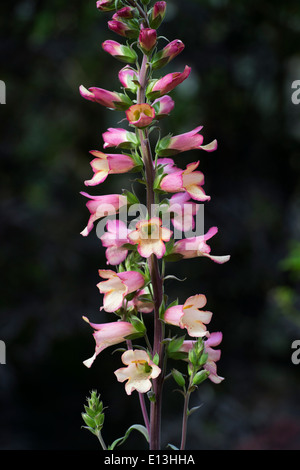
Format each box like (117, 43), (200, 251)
(79, 85), (131, 110)
(126, 103), (156, 129)
(150, 1), (167, 29)
(118, 65), (139, 93)
(84, 151), (136, 186)
(151, 39), (185, 69)
(156, 125), (217, 156)
(82, 318), (137, 368)
(139, 27), (157, 53)
(168, 192), (200, 233)
(160, 160), (210, 202)
(179, 332), (224, 384)
(128, 217), (172, 259)
(97, 269), (145, 313)
(147, 66), (191, 99)
(80, 192), (128, 237)
(164, 294), (212, 337)
(152, 95), (175, 119)
(114, 349), (161, 395)
(102, 39), (138, 64)
(102, 127), (139, 150)
(203, 332), (224, 383)
(127, 287), (154, 314)
(173, 226), (231, 264)
(100, 219), (131, 265)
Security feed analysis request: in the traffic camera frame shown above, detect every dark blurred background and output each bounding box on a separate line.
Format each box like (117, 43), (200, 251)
(1, 0), (300, 450)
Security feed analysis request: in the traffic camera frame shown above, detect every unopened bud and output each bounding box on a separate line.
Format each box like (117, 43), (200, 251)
(151, 40), (185, 70)
(139, 28), (157, 53)
(172, 368), (186, 387)
(150, 1), (167, 29)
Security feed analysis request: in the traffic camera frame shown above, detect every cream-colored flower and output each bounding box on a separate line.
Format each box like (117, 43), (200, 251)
(114, 349), (161, 395)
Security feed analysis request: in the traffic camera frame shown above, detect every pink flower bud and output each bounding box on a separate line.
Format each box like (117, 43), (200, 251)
(147, 65), (191, 99)
(108, 19), (139, 39)
(151, 39), (185, 69)
(102, 127), (139, 149)
(118, 65), (139, 92)
(139, 28), (157, 52)
(79, 85), (132, 110)
(126, 103), (156, 128)
(96, 0), (116, 12)
(150, 1), (167, 28)
(112, 6), (134, 19)
(102, 40), (138, 63)
(152, 95), (175, 118)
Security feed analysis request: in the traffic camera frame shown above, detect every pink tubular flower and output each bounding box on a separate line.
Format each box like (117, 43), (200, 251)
(128, 217), (172, 259)
(118, 65), (139, 92)
(164, 295), (212, 337)
(82, 317), (137, 368)
(173, 226), (231, 264)
(147, 66), (191, 99)
(179, 332), (224, 384)
(127, 287), (154, 314)
(114, 349), (161, 395)
(79, 85), (131, 110)
(160, 161), (210, 202)
(126, 103), (156, 128)
(203, 332), (224, 383)
(80, 192), (128, 237)
(139, 28), (157, 52)
(84, 151), (136, 186)
(152, 95), (175, 118)
(100, 219), (131, 265)
(102, 127), (139, 149)
(102, 40), (138, 64)
(97, 269), (145, 312)
(168, 192), (200, 232)
(156, 125), (218, 157)
(151, 39), (185, 69)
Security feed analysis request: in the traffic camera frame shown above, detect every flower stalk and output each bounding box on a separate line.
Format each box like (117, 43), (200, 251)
(79, 0), (230, 451)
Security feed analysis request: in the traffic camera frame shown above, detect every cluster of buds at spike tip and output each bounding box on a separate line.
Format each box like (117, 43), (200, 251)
(82, 390), (105, 436)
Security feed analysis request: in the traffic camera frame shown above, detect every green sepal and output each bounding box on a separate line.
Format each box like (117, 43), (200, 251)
(171, 368), (186, 388)
(192, 370), (210, 386)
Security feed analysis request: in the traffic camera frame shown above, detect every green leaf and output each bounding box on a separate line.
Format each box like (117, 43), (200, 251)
(108, 424), (149, 450)
(187, 404), (203, 417)
(167, 443), (179, 450)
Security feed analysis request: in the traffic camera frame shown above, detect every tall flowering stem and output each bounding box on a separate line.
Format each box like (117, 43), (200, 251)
(80, 0), (230, 451)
